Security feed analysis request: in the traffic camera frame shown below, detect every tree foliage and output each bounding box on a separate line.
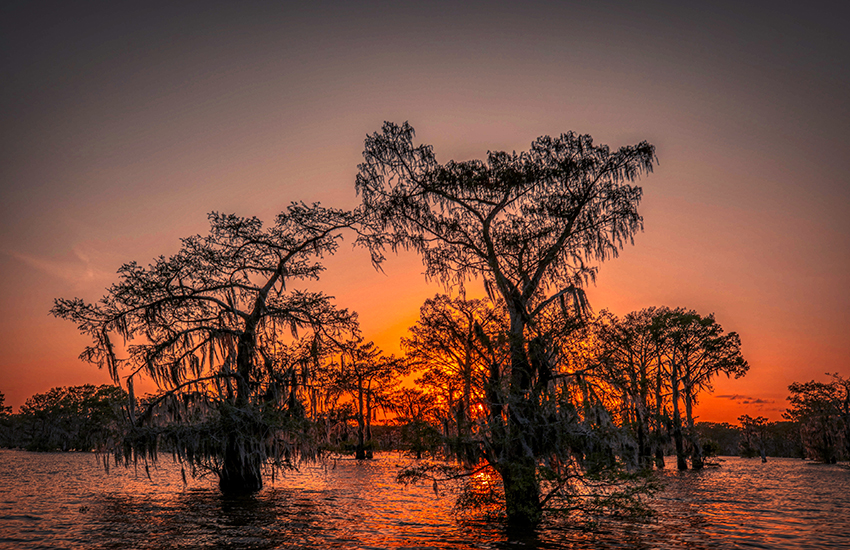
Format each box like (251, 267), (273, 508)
(595, 307), (748, 470)
(391, 387), (444, 459)
(402, 294), (505, 462)
(0, 391), (10, 416)
(356, 121), (657, 525)
(13, 385), (126, 452)
(737, 414), (769, 460)
(52, 204), (359, 492)
(692, 420), (803, 458)
(784, 374), (850, 463)
(328, 340), (408, 459)
(594, 308), (665, 468)
(0, 390), (16, 448)
(356, 122), (654, 306)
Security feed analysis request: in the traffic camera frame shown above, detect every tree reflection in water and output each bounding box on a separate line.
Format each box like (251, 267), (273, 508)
(1, 451), (848, 549)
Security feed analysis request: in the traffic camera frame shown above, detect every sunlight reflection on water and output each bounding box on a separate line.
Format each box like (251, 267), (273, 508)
(0, 450), (847, 549)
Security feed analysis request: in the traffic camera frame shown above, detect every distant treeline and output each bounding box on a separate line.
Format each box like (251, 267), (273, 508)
(697, 378), (850, 463)
(0, 385), (125, 452)
(2, 373), (847, 464)
(696, 420), (803, 459)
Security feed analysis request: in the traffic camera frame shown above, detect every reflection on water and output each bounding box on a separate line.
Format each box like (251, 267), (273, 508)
(643, 457), (850, 550)
(1, 450), (848, 549)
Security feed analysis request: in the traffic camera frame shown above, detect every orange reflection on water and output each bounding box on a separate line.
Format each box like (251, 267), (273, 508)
(470, 465), (497, 490)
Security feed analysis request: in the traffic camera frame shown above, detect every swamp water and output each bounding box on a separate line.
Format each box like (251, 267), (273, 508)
(0, 450), (847, 549)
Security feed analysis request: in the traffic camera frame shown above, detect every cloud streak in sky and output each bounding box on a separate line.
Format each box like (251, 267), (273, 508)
(716, 394), (775, 406)
(4, 247), (109, 289)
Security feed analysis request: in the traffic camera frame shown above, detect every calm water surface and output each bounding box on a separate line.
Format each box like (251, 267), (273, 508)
(1, 450), (847, 549)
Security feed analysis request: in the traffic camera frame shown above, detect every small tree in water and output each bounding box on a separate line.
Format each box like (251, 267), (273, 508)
(661, 309), (748, 469)
(329, 339), (408, 459)
(52, 204), (358, 493)
(356, 122), (657, 526)
(784, 374), (850, 463)
(0, 390), (16, 448)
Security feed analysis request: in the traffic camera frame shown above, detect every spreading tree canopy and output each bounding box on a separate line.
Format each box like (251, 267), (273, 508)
(595, 307), (748, 470)
(356, 122), (657, 525)
(784, 374), (850, 462)
(52, 203), (358, 492)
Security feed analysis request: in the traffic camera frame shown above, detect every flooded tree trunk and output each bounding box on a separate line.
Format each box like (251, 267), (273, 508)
(637, 365), (651, 468)
(499, 456), (541, 527)
(670, 354), (687, 470)
(499, 315), (542, 526)
(219, 331), (263, 493)
(356, 374), (366, 460)
(636, 407), (647, 467)
(683, 385), (704, 469)
(365, 389), (373, 459)
(220, 434), (263, 493)
(459, 343), (475, 465)
(443, 391), (455, 457)
(655, 443), (666, 469)
(654, 361), (666, 469)
(500, 430), (542, 525)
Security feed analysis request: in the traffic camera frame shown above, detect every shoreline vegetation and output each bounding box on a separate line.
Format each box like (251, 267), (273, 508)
(2, 123), (847, 526)
(1, 390), (844, 465)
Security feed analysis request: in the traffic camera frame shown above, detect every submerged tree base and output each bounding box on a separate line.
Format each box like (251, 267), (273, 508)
(499, 460), (543, 527)
(219, 468), (263, 493)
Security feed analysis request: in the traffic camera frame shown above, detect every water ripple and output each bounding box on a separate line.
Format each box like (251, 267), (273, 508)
(0, 451), (847, 549)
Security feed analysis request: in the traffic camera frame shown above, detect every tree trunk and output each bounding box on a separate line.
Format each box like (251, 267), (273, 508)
(683, 385), (703, 469)
(220, 436), (263, 493)
(670, 353), (687, 470)
(460, 342), (474, 464)
(219, 332), (263, 494)
(654, 360), (665, 469)
(499, 457), (542, 527)
(683, 384), (705, 470)
(636, 407), (647, 467)
(365, 389), (373, 459)
(638, 361), (651, 468)
(356, 375), (366, 460)
(499, 311), (542, 526)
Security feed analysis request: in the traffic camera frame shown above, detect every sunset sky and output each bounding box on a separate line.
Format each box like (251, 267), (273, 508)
(1, 1), (847, 423)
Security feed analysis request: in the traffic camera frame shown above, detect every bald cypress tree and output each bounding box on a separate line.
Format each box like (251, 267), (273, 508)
(52, 203), (358, 493)
(356, 122), (656, 525)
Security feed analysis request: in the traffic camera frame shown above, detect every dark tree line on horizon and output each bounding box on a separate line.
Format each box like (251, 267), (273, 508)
(2, 379), (843, 462)
(0, 385), (125, 452)
(21, 122), (845, 527)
